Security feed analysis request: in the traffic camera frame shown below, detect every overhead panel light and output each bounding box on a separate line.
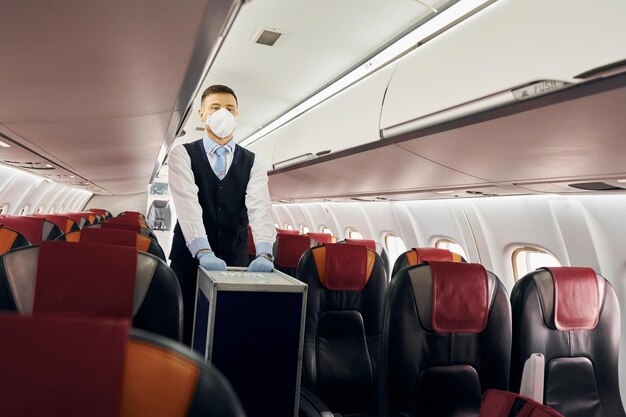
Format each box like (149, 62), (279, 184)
(617, 179), (626, 183)
(0, 140), (11, 148)
(239, 0), (491, 148)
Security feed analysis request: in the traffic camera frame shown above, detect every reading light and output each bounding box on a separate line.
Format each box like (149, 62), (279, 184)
(239, 0), (491, 148)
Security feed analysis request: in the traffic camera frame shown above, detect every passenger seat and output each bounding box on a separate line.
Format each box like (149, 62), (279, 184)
(0, 314), (245, 417)
(0, 215), (63, 244)
(381, 261), (511, 417)
(391, 247), (465, 277)
(510, 267), (626, 417)
(297, 243), (387, 416)
(0, 241), (182, 341)
(61, 227), (167, 261)
(273, 233), (313, 277)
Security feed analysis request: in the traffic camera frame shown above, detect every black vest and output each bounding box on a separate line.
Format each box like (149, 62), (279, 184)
(169, 139), (255, 267)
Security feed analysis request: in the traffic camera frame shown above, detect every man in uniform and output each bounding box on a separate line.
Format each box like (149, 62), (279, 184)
(169, 85), (275, 345)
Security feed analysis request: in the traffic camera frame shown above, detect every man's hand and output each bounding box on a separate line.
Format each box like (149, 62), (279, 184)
(248, 254), (273, 272)
(197, 251), (227, 271)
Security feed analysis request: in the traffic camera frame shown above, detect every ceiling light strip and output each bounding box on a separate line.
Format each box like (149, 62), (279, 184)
(239, 0), (491, 148)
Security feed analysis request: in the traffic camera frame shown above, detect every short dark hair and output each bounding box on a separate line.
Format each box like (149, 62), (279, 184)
(201, 85), (238, 105)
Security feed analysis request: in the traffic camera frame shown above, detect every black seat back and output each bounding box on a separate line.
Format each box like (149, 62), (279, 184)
(510, 267), (625, 417)
(297, 243), (387, 415)
(382, 261), (511, 417)
(0, 241), (182, 341)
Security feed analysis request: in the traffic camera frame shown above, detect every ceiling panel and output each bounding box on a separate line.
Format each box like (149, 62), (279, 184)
(183, 0), (449, 142)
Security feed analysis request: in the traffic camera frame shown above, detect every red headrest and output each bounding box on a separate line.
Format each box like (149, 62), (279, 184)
(0, 215), (43, 244)
(277, 229), (300, 235)
(102, 221), (141, 234)
(32, 214), (75, 232)
(276, 234), (311, 268)
(34, 241), (137, 318)
(545, 267), (600, 331)
(314, 244), (375, 291)
(429, 261), (489, 333)
(0, 314), (128, 417)
(307, 233), (334, 244)
(89, 209), (109, 216)
(80, 228), (137, 247)
(414, 248), (453, 263)
(344, 239), (377, 251)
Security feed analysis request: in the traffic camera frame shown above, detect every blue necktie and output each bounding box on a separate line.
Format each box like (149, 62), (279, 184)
(214, 147), (227, 180)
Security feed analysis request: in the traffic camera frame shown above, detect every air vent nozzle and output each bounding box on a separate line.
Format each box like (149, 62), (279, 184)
(252, 27), (286, 47)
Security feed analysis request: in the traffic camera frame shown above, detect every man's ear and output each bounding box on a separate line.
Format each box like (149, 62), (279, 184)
(197, 108), (204, 122)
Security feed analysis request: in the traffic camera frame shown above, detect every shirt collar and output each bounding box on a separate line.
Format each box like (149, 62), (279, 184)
(203, 137), (235, 155)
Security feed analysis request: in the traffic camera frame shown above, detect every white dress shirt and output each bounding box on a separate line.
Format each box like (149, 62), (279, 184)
(168, 137), (275, 258)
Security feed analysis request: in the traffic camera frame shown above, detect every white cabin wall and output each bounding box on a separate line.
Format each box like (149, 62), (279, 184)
(401, 199), (479, 263)
(0, 164), (91, 214)
(298, 203), (341, 236)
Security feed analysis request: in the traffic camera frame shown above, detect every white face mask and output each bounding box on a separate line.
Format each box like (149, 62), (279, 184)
(205, 108), (237, 139)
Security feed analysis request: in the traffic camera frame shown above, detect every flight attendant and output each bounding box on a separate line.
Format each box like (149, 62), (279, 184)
(168, 85), (275, 345)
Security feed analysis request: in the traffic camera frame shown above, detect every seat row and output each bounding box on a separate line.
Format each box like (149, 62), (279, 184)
(0, 210), (165, 260)
(293, 242), (624, 417)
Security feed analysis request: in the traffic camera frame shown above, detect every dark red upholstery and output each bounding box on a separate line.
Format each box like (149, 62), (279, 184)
(344, 238), (376, 251)
(102, 221), (141, 234)
(307, 232), (334, 244)
(430, 261), (489, 333)
(479, 390), (564, 417)
(0, 215), (43, 244)
(34, 241), (137, 318)
(324, 244), (370, 291)
(545, 266), (599, 331)
(89, 208), (111, 218)
(276, 234), (311, 268)
(80, 228), (137, 247)
(277, 229), (300, 235)
(0, 314), (128, 417)
(416, 248), (454, 262)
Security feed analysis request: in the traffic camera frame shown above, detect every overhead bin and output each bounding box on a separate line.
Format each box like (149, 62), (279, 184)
(269, 64), (396, 170)
(380, 0), (626, 137)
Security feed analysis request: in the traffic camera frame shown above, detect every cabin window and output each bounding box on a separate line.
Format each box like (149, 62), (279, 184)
(274, 223), (280, 229)
(285, 224), (294, 230)
(58, 206), (65, 213)
(320, 226), (333, 235)
(435, 238), (468, 260)
(347, 229), (363, 240)
(385, 233), (407, 266)
(17, 204), (30, 216)
(512, 247), (561, 281)
(0, 204), (8, 214)
(36, 205), (45, 213)
(49, 206), (56, 213)
(300, 225), (310, 234)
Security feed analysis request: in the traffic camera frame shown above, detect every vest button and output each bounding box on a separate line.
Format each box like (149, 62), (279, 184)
(218, 185), (224, 190)
(217, 230), (223, 236)
(218, 206), (223, 211)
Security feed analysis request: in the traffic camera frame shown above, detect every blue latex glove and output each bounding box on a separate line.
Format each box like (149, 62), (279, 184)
(197, 250), (227, 271)
(248, 255), (274, 272)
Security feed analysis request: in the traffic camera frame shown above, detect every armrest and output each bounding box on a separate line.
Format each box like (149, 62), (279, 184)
(299, 387), (338, 417)
(519, 353), (545, 402)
